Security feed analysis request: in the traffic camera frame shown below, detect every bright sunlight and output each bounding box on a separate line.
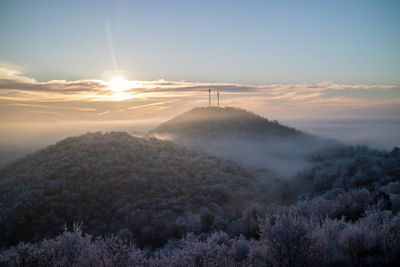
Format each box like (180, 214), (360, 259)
(105, 76), (139, 101)
(108, 76), (133, 93)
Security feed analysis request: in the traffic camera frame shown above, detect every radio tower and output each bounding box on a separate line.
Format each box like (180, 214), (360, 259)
(209, 89), (211, 106)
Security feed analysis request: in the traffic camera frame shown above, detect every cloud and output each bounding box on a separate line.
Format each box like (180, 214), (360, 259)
(0, 66), (397, 100)
(0, 67), (36, 83)
(10, 103), (47, 108)
(0, 79), (106, 93)
(0, 67), (108, 102)
(98, 111), (111, 116)
(76, 108), (97, 112)
(28, 110), (62, 116)
(0, 66), (399, 122)
(317, 81), (397, 90)
(127, 100), (176, 110)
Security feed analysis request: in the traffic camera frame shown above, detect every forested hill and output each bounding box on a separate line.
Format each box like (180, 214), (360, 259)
(151, 106), (303, 138)
(1, 120), (400, 265)
(0, 132), (256, 248)
(149, 106), (340, 185)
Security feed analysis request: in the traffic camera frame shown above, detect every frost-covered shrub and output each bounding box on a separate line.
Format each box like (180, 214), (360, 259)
(0, 225), (146, 267)
(258, 211), (315, 266)
(333, 189), (371, 221)
(2, 210), (400, 266)
(0, 132), (256, 248)
(309, 145), (400, 195)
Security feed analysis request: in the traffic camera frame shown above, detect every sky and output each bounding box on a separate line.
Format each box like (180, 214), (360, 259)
(0, 0), (399, 157)
(0, 0), (399, 84)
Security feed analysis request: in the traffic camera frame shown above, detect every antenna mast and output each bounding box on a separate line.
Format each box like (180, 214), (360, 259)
(209, 89), (211, 106)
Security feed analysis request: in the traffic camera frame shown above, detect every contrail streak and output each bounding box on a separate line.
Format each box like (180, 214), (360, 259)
(105, 20), (118, 71)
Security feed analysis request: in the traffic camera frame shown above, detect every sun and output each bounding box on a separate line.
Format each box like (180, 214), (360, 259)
(108, 76), (133, 93)
(105, 76), (139, 101)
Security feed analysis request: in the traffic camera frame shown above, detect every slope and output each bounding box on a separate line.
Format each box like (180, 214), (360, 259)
(0, 132), (255, 248)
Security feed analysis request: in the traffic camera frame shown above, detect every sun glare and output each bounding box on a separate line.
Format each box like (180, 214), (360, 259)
(104, 76), (140, 101)
(108, 76), (132, 93)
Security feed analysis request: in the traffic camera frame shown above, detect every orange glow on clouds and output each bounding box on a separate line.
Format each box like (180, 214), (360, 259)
(0, 66), (399, 122)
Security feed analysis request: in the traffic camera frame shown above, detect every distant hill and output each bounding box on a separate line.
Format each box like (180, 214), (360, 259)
(150, 107), (332, 184)
(151, 107), (303, 139)
(0, 132), (256, 248)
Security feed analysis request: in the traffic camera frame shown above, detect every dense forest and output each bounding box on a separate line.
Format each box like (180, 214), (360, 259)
(0, 132), (256, 248)
(1, 107), (399, 266)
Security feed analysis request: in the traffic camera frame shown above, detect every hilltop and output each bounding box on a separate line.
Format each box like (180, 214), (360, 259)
(151, 107), (336, 182)
(151, 106), (302, 139)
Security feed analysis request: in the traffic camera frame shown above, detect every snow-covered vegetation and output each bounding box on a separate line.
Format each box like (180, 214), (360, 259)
(1, 107), (399, 266)
(1, 203), (400, 266)
(0, 132), (255, 248)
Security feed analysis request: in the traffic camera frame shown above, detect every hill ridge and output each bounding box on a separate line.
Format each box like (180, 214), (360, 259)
(151, 106), (302, 138)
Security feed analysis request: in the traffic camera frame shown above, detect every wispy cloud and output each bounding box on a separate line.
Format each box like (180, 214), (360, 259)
(0, 66), (399, 121)
(98, 111), (111, 116)
(127, 100), (176, 110)
(10, 103), (47, 108)
(28, 110), (62, 116)
(76, 108), (97, 111)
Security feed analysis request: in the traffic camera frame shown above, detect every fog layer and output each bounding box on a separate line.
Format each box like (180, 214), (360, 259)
(283, 118), (400, 151)
(0, 120), (157, 167)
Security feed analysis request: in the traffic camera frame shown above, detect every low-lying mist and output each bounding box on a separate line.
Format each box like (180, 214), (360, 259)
(0, 120), (157, 167)
(154, 132), (342, 204)
(2, 117), (397, 170)
(173, 134), (339, 178)
(150, 107), (399, 204)
(283, 118), (400, 151)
